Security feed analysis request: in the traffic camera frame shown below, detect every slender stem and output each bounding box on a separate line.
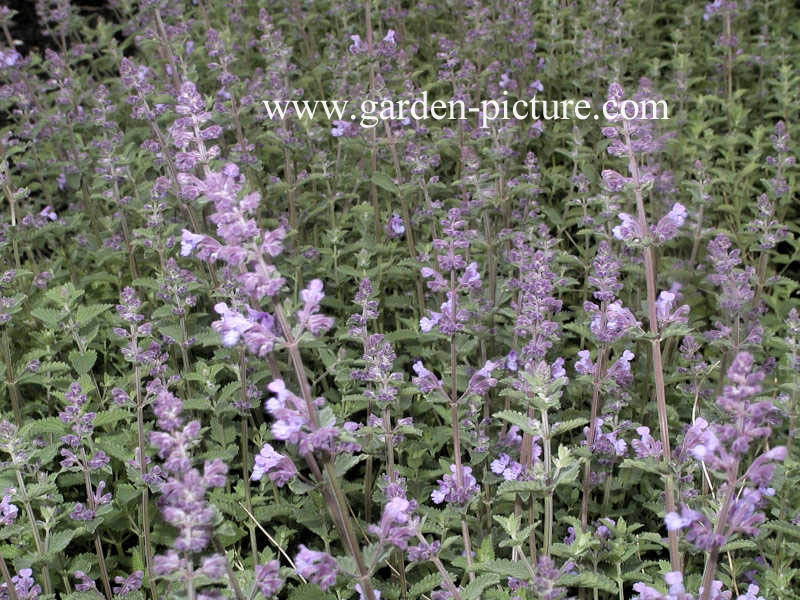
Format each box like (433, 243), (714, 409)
(79, 449), (112, 600)
(580, 345), (607, 530)
(699, 484), (735, 600)
(450, 320), (473, 580)
(0, 555), (18, 600)
(271, 302), (378, 600)
(623, 119), (681, 572)
(153, 8), (181, 90)
(542, 409), (553, 557)
(14, 471), (52, 595)
(382, 406), (396, 480)
(239, 352), (259, 563)
(212, 535), (246, 600)
(1, 328), (21, 426)
(134, 361), (157, 600)
(415, 532), (462, 600)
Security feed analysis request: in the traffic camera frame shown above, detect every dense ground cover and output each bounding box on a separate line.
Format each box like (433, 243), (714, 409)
(0, 1), (798, 599)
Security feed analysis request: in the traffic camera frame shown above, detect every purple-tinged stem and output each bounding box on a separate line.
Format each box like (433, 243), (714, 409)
(238, 350), (259, 563)
(541, 408), (553, 557)
(79, 448), (113, 600)
(623, 119), (681, 572)
(14, 471), (51, 595)
(699, 476), (737, 600)
(0, 556), (17, 600)
(271, 301), (379, 600)
(448, 270), (474, 581)
(133, 358), (158, 600)
(415, 531), (462, 600)
(580, 344), (607, 530)
(212, 535), (246, 600)
(1, 329), (21, 426)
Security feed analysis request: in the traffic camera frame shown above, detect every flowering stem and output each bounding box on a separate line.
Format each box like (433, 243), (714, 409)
(212, 535), (246, 600)
(1, 181), (20, 270)
(699, 482), (736, 600)
(542, 408), (553, 557)
(0, 555), (18, 600)
(580, 344), (607, 530)
(1, 328), (21, 426)
(415, 531), (462, 600)
(238, 351), (259, 563)
(272, 303), (378, 600)
(623, 119), (681, 572)
(449, 329), (474, 582)
(79, 449), (113, 600)
(14, 471), (51, 595)
(134, 362), (157, 600)
(382, 406), (396, 480)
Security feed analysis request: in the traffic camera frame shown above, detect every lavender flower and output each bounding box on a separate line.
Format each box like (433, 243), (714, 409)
(0, 493), (17, 525)
(431, 464), (480, 505)
(294, 545), (338, 590)
(254, 561), (283, 597)
(368, 496), (418, 549)
(112, 571), (143, 596)
(251, 443), (297, 487)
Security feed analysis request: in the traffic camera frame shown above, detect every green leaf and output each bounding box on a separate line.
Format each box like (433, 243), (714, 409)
(493, 410), (541, 437)
(620, 458), (667, 475)
(49, 529), (76, 554)
(69, 349), (97, 375)
(31, 307), (64, 328)
(550, 418), (588, 437)
(558, 571), (618, 594)
(497, 479), (548, 496)
(409, 572), (442, 597)
(75, 303), (113, 325)
(462, 574), (501, 600)
(287, 583), (335, 600)
(333, 453), (363, 478)
(22, 417), (65, 437)
(763, 520), (800, 539)
(720, 539), (756, 552)
(473, 559), (530, 580)
(372, 172), (400, 195)
(93, 408), (130, 428)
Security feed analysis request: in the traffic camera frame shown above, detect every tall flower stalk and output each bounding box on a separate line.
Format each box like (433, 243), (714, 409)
(603, 81), (687, 572)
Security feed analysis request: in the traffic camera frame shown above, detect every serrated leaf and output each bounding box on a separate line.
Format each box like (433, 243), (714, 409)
(473, 559), (530, 581)
(551, 418), (588, 437)
(22, 417), (65, 437)
(497, 479), (548, 496)
(48, 529), (76, 554)
(75, 303), (113, 325)
(462, 574), (501, 600)
(493, 410), (540, 437)
(409, 571), (442, 597)
(333, 453), (363, 478)
(287, 583), (335, 600)
(763, 520), (800, 538)
(558, 571), (618, 594)
(31, 307), (64, 328)
(720, 539), (757, 552)
(372, 172), (399, 195)
(69, 349), (97, 375)
(93, 408), (129, 428)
